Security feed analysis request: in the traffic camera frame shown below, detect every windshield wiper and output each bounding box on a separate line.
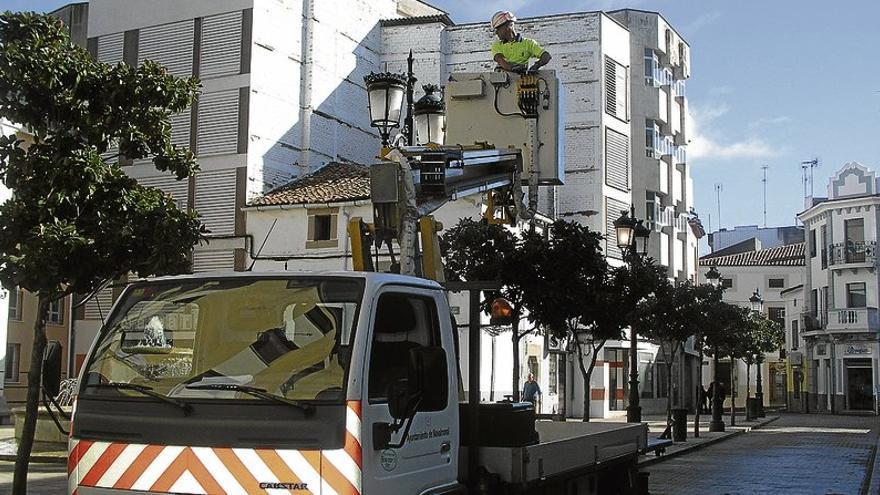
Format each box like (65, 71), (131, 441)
(185, 383), (315, 416)
(86, 382), (192, 416)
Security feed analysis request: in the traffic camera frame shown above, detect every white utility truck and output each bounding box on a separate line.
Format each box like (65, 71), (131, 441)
(67, 272), (648, 494)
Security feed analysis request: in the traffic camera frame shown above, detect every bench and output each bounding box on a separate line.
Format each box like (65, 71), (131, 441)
(643, 437), (673, 457)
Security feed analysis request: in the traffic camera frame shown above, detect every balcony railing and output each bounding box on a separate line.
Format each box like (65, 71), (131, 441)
(825, 307), (880, 332)
(827, 241), (877, 266)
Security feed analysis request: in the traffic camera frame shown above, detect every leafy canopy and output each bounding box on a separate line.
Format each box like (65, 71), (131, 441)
(0, 11), (205, 297)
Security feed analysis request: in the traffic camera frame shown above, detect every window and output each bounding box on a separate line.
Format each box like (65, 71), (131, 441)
(7, 287), (21, 321)
(721, 278), (733, 289)
(809, 229), (816, 258)
(768, 307), (785, 325)
(820, 225), (827, 268)
(643, 48), (657, 86)
(639, 352), (654, 399)
(791, 320), (799, 350)
(846, 282), (866, 308)
(4, 344), (20, 383)
(605, 128), (629, 191)
(368, 293), (447, 411)
(845, 218), (866, 262)
(306, 208), (339, 249)
(768, 278), (785, 289)
(47, 299), (63, 325)
(548, 355), (558, 395)
(810, 289), (818, 317)
(604, 56), (627, 121)
(313, 215), (331, 241)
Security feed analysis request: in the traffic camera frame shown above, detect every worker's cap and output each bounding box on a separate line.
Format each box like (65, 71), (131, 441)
(491, 10), (517, 30)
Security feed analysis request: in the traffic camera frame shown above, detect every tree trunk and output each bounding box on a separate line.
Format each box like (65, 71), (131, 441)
(13, 295), (50, 495)
(489, 335), (496, 402)
(729, 356), (736, 426)
(745, 361), (751, 398)
(575, 339), (604, 422)
(694, 341), (703, 438)
(511, 317), (521, 402)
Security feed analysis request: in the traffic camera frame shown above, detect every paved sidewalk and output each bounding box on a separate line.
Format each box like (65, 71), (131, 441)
(594, 412), (780, 466)
(0, 425), (67, 464)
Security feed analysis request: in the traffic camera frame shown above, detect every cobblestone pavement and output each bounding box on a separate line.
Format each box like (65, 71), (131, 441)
(646, 413), (880, 495)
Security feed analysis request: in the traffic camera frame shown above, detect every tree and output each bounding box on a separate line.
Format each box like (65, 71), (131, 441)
(688, 284), (724, 436)
(441, 218), (543, 401)
(741, 311), (784, 401)
(0, 12), (205, 493)
(702, 300), (747, 429)
(522, 221), (613, 421)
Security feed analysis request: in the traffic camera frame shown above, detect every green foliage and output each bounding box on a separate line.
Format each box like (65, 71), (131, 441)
(0, 11), (206, 298)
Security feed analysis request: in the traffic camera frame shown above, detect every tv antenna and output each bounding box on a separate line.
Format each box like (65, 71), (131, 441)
(761, 165), (769, 228)
(801, 158), (819, 199)
(714, 183), (723, 231)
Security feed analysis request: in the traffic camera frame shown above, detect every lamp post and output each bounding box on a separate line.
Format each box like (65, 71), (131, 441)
(413, 84), (446, 146)
(706, 265), (726, 432)
(749, 288), (766, 417)
(615, 206), (650, 423)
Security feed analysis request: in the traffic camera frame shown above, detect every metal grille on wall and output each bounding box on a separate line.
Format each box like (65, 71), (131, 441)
(194, 169), (237, 236)
(139, 174), (190, 211)
(605, 197), (629, 260)
(605, 128), (629, 192)
(97, 32), (124, 64)
(83, 288), (115, 321)
(192, 249), (235, 273)
(200, 11), (242, 79)
(138, 20), (195, 78)
(197, 89), (239, 156)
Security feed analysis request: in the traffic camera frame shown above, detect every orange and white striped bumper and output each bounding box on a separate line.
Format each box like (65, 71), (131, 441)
(68, 401), (363, 495)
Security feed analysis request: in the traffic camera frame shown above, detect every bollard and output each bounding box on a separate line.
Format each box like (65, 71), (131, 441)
(672, 408), (688, 442)
(746, 397), (759, 421)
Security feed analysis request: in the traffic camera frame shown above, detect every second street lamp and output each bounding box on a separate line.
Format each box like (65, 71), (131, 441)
(413, 84), (446, 146)
(615, 206), (650, 423)
(749, 289), (767, 417)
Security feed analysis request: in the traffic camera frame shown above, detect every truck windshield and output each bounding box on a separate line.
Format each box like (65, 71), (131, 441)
(81, 277), (363, 403)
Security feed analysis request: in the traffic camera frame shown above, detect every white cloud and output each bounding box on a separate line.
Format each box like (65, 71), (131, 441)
(682, 11), (723, 35)
(748, 115), (792, 129)
(688, 103), (783, 161)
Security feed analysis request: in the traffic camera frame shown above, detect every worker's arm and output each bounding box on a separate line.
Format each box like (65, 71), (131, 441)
(529, 51), (552, 72)
(494, 53), (519, 73)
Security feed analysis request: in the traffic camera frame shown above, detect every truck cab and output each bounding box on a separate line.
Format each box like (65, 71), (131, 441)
(69, 272), (462, 494)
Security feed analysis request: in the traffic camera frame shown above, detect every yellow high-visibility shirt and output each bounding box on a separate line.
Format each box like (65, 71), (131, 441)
(491, 37), (545, 66)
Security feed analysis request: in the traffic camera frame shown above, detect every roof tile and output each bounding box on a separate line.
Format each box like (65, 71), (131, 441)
(699, 242), (805, 267)
(249, 163), (370, 206)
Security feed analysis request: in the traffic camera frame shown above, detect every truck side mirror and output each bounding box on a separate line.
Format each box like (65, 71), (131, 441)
(387, 379), (412, 421)
(409, 346), (448, 411)
(42, 340), (63, 398)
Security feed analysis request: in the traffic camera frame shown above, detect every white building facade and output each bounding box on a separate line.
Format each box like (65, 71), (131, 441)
(699, 242), (804, 410)
(797, 162), (880, 414)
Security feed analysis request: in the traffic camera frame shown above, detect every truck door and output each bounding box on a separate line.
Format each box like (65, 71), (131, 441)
(362, 289), (458, 494)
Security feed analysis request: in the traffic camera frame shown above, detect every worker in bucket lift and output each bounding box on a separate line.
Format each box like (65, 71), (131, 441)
(490, 10), (552, 74)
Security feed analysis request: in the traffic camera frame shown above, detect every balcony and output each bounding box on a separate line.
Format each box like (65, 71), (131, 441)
(827, 241), (877, 267)
(825, 308), (880, 333)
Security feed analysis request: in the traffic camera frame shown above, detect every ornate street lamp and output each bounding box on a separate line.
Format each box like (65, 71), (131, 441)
(364, 72), (408, 147)
(705, 265), (721, 288)
(413, 84), (445, 146)
(707, 264), (725, 433)
(634, 220), (650, 256)
(749, 289), (764, 313)
(614, 208), (637, 252)
(613, 205), (652, 424)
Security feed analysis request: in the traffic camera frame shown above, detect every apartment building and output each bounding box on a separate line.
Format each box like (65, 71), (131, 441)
(797, 162), (880, 414)
(699, 242), (804, 409)
(710, 225), (805, 253)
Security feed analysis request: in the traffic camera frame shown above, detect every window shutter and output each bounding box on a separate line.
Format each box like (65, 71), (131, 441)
(605, 197), (629, 260)
(605, 128), (629, 192)
(604, 57), (616, 116)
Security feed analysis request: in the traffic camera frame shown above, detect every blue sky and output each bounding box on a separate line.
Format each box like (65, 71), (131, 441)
(7, 0), (880, 239)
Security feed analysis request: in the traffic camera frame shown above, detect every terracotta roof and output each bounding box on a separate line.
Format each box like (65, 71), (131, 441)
(381, 14), (454, 27)
(249, 163), (370, 206)
(699, 242), (805, 267)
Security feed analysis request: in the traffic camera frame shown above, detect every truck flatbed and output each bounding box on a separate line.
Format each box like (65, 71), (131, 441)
(464, 421), (648, 485)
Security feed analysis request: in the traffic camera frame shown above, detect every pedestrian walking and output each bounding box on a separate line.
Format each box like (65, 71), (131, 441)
(699, 384), (710, 413)
(521, 373), (542, 406)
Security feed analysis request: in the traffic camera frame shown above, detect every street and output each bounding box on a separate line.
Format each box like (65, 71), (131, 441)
(646, 414), (880, 495)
